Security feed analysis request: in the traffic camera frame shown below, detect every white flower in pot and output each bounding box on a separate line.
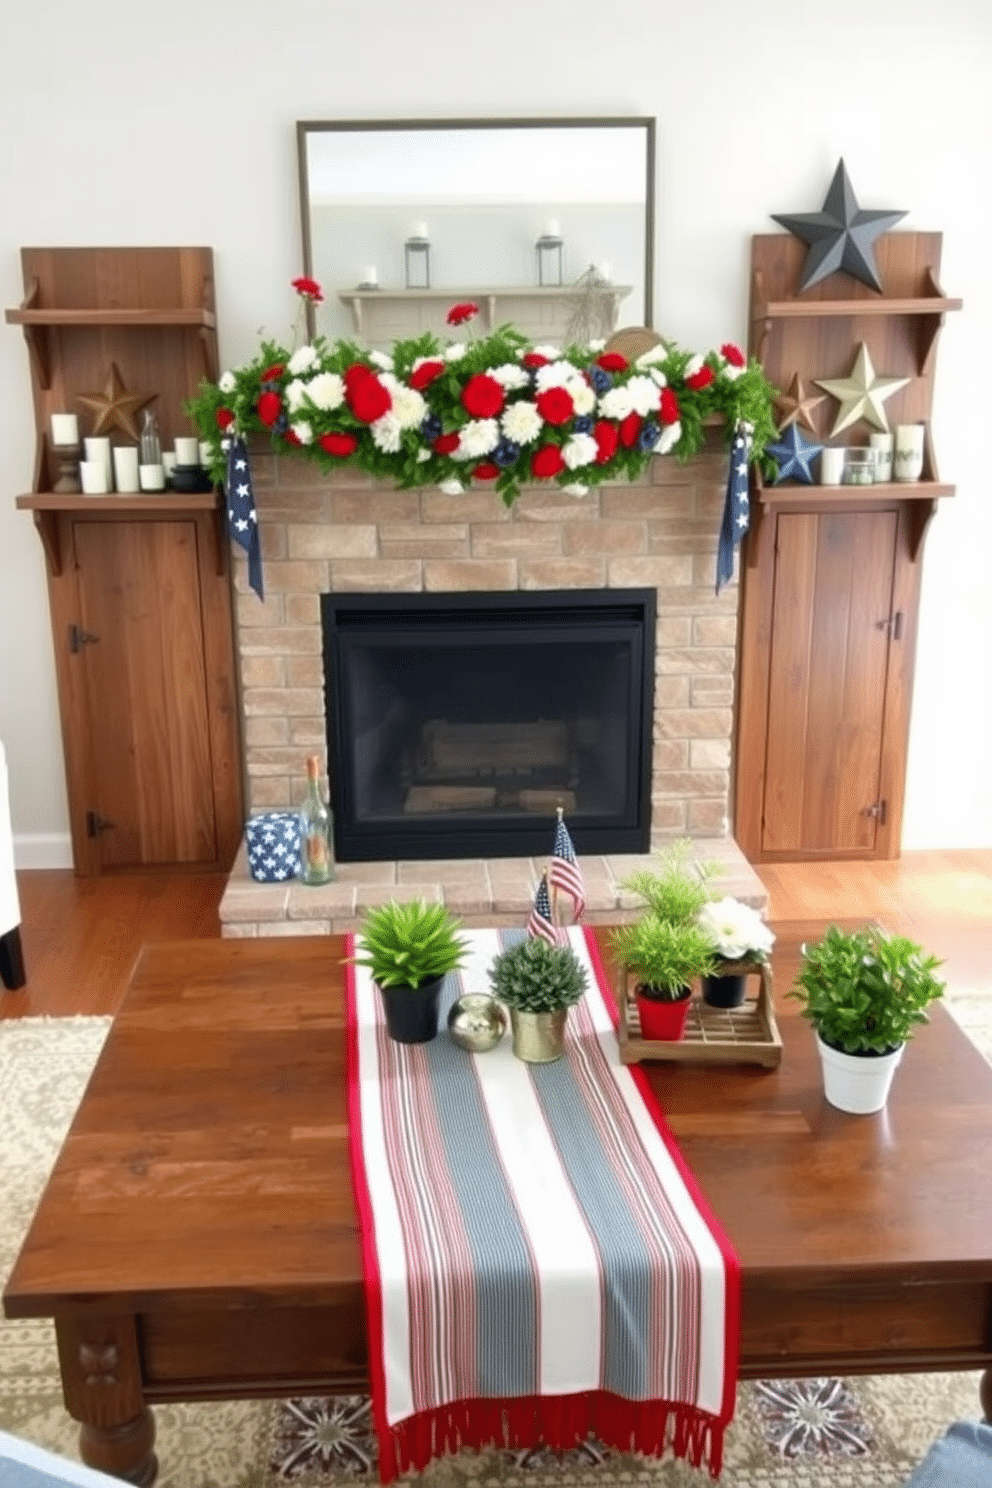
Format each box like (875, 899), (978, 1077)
(697, 897), (775, 1008)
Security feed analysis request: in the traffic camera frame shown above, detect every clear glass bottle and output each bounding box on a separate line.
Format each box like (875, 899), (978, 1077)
(139, 409), (162, 467)
(299, 754), (334, 884)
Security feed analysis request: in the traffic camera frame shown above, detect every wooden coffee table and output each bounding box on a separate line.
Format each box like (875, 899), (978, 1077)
(5, 925), (992, 1485)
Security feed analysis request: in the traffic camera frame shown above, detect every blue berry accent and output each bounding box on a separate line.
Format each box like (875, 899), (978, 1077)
(573, 415), (594, 434)
(494, 438), (521, 468)
(638, 421), (661, 451)
(274, 413), (289, 434)
(588, 366), (612, 394)
(421, 413), (443, 442)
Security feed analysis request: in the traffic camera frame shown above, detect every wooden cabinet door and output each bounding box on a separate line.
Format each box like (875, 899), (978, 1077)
(71, 520), (227, 870)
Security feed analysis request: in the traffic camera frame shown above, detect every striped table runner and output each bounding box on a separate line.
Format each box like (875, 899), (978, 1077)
(345, 927), (740, 1481)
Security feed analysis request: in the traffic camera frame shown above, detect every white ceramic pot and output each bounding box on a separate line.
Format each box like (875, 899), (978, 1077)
(816, 1034), (904, 1114)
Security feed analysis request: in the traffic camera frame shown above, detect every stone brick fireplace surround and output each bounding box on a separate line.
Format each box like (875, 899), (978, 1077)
(219, 441), (766, 936)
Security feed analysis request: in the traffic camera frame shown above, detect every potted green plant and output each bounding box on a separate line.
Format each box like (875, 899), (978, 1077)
(619, 838), (720, 927)
(696, 896), (775, 1008)
(487, 936), (588, 1063)
(788, 924), (946, 1113)
(348, 899), (469, 1044)
(610, 917), (717, 1041)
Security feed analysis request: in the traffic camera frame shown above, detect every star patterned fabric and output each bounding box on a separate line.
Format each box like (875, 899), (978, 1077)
(771, 158), (906, 293)
(226, 435), (264, 599)
(716, 423), (751, 594)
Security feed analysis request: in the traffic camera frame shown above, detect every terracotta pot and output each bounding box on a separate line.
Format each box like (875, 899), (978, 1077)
(377, 975), (444, 1044)
(635, 985), (692, 1041)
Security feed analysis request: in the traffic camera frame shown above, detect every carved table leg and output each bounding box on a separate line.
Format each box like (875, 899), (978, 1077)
(55, 1314), (158, 1485)
(981, 1367), (992, 1424)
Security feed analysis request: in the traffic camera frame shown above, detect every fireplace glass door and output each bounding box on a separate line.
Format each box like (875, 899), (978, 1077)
(322, 590), (655, 861)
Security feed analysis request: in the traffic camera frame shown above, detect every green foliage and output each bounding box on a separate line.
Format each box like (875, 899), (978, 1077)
(788, 924), (946, 1054)
(610, 916), (717, 1000)
(348, 900), (468, 990)
(620, 838), (721, 926)
(488, 936), (588, 1014)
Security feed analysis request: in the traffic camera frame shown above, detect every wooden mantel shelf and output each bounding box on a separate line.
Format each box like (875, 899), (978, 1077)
(16, 489), (225, 578)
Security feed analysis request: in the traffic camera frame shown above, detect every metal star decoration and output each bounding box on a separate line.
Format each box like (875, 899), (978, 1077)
(766, 423), (822, 485)
(773, 373), (826, 435)
(815, 343), (910, 435)
(771, 159), (906, 293)
(76, 362), (157, 440)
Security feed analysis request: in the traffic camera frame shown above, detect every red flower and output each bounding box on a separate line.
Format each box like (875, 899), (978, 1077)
(257, 390), (282, 427)
(721, 342), (746, 368)
(291, 275), (324, 303)
(535, 386), (575, 426)
(660, 388), (681, 425)
(261, 364), (285, 384)
(619, 412), (642, 448)
(462, 374), (505, 419)
(433, 432), (461, 456)
(347, 373), (392, 423)
(522, 352), (549, 369)
(531, 444), (566, 479)
(284, 428), (301, 446)
(472, 463), (500, 481)
(215, 408), (234, 430)
(408, 359), (445, 391)
(319, 432), (358, 457)
(596, 352), (629, 372)
(593, 419), (619, 464)
(685, 365), (715, 392)
(447, 302), (478, 326)
(344, 362), (372, 391)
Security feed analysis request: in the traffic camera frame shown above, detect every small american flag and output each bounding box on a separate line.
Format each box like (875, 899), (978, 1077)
(226, 435), (264, 600)
(716, 422), (750, 594)
(548, 810), (585, 922)
(527, 872), (564, 946)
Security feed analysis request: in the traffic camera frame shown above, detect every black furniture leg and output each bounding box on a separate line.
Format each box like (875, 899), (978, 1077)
(0, 924), (26, 989)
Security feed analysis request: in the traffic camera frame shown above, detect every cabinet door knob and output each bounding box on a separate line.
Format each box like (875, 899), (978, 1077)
(68, 624), (100, 653)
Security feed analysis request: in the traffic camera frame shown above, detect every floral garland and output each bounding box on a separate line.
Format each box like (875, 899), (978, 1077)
(187, 277), (777, 507)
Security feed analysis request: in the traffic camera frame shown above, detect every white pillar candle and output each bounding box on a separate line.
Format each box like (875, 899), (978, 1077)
(819, 447), (846, 485)
(893, 423), (925, 482)
(79, 460), (108, 495)
(545, 218), (561, 239)
(409, 221), (428, 240)
(50, 413), (79, 446)
(84, 436), (112, 489)
(139, 463), (166, 491)
(174, 436), (200, 466)
(113, 446), (140, 493)
(361, 265), (378, 285)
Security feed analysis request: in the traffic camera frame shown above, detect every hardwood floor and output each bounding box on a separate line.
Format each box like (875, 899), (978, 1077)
(2, 850), (990, 1019)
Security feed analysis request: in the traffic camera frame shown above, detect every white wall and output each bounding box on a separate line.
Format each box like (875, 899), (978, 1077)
(1, 0), (989, 861)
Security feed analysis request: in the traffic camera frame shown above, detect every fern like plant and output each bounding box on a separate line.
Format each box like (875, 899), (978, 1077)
(348, 900), (468, 990)
(488, 936), (588, 1014)
(621, 838), (720, 926)
(610, 916), (717, 1001)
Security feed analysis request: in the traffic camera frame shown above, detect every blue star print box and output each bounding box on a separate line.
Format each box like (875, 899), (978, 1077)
(245, 812), (303, 882)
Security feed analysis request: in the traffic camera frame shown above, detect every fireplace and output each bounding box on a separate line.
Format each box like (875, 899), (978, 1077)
(322, 590), (656, 861)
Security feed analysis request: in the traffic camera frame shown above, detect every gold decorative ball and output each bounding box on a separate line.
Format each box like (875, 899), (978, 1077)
(446, 994), (507, 1053)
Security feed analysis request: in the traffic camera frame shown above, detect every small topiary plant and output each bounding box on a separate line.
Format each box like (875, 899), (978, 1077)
(488, 936), (588, 1014)
(348, 899), (468, 990)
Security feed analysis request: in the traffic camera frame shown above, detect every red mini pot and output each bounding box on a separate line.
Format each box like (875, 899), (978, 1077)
(635, 984), (693, 1041)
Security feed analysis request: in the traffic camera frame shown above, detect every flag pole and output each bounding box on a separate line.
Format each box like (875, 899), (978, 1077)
(550, 805), (563, 931)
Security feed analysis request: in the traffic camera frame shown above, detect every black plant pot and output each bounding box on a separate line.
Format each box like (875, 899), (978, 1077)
(701, 971), (748, 1009)
(377, 975), (444, 1044)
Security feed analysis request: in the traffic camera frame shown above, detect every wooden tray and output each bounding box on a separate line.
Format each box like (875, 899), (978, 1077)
(617, 959), (782, 1067)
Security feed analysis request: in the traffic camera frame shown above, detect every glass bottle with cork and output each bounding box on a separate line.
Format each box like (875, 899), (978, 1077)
(299, 754), (335, 884)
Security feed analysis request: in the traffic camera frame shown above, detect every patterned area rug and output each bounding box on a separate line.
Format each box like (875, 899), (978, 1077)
(1, 1009), (988, 1488)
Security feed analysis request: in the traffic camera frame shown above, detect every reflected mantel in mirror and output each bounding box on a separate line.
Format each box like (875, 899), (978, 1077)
(296, 117), (655, 349)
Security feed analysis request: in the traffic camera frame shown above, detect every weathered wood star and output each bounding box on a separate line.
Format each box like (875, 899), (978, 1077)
(766, 423), (822, 485)
(815, 343), (910, 435)
(773, 372), (826, 435)
(772, 159), (906, 293)
(76, 362), (157, 441)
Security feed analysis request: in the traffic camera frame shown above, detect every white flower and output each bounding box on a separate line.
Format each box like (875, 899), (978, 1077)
(534, 360), (577, 391)
(290, 419), (313, 444)
(218, 370), (237, 394)
(489, 363), (531, 391)
(562, 432), (598, 469)
(698, 898), (775, 961)
(304, 372), (344, 411)
(562, 482), (590, 496)
(370, 412), (403, 453)
(285, 378), (308, 414)
(625, 374), (663, 417)
(684, 353), (705, 380)
(501, 400), (543, 444)
(416, 448), (431, 462)
(444, 343), (467, 362)
(287, 344), (319, 375)
(531, 344), (561, 360)
(453, 418), (499, 459)
(586, 338), (606, 353)
(438, 478), (464, 495)
(649, 367), (668, 388)
(720, 357), (745, 382)
(370, 349), (394, 370)
(635, 343), (668, 368)
(657, 420), (682, 453)
(570, 380), (596, 416)
(379, 374), (426, 430)
(599, 386), (634, 420)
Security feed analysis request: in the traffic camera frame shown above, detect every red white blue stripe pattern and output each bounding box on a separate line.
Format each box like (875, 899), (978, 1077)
(526, 872), (565, 946)
(548, 815), (585, 921)
(346, 927), (740, 1481)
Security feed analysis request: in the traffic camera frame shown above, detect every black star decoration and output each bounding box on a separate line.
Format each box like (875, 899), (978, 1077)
(772, 159), (906, 293)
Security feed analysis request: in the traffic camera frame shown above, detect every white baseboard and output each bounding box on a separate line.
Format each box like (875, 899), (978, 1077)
(14, 833), (74, 870)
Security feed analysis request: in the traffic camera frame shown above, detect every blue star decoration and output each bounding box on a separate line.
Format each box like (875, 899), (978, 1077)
(772, 159), (906, 293)
(767, 424), (822, 484)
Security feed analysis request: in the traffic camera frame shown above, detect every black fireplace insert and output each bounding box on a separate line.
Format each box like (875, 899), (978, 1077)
(321, 589), (655, 861)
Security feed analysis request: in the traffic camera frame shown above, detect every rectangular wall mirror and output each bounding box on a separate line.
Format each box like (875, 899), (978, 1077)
(296, 117), (655, 350)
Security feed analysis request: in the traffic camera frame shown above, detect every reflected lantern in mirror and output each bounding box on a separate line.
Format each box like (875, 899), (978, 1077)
(536, 229), (563, 288)
(405, 230), (430, 290)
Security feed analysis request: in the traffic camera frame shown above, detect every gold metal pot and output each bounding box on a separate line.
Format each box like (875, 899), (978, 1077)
(509, 1007), (569, 1063)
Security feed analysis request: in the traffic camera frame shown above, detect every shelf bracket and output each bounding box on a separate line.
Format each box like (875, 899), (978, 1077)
(12, 277), (52, 390)
(32, 509), (63, 577)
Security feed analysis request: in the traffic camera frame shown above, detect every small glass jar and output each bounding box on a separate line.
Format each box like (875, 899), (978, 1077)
(842, 449), (876, 486)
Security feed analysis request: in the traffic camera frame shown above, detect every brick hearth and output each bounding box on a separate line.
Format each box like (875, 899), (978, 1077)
(218, 442), (766, 935)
